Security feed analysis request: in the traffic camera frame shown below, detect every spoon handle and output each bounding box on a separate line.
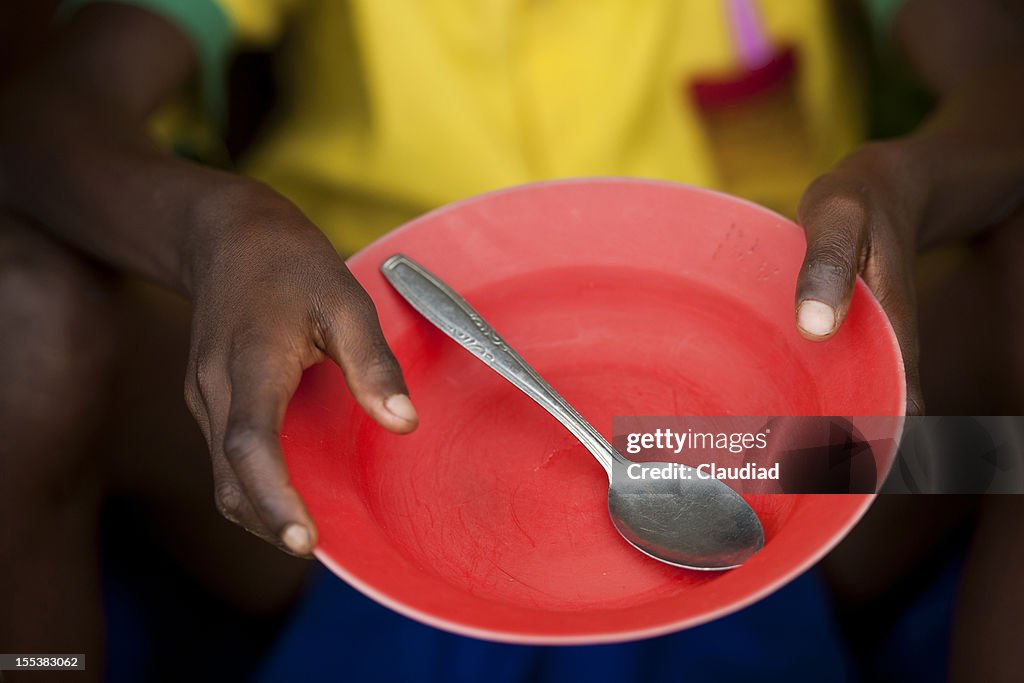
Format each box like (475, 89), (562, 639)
(381, 254), (622, 475)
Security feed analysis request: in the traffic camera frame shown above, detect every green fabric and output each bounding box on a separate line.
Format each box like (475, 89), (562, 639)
(861, 0), (905, 46)
(855, 0), (934, 138)
(57, 0), (233, 126)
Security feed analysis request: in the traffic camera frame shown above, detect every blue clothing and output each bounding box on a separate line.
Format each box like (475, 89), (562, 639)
(253, 567), (852, 683)
(103, 554), (959, 682)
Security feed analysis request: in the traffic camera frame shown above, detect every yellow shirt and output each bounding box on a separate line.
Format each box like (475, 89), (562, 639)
(65, 0), (871, 256)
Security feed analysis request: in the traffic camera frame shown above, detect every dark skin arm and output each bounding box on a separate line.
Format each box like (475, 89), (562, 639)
(0, 5), (419, 555)
(796, 0), (1024, 415)
(801, 3), (1023, 677)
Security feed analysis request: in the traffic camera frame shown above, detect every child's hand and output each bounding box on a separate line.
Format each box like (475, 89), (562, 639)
(182, 185), (418, 556)
(794, 59), (1024, 417)
(794, 141), (926, 415)
(0, 5), (420, 558)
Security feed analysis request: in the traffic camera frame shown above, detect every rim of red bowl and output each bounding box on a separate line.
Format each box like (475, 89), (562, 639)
(309, 176), (907, 644)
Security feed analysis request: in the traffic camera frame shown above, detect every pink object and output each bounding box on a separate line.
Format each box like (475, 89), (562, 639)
(727, 0), (776, 69)
(282, 179), (905, 644)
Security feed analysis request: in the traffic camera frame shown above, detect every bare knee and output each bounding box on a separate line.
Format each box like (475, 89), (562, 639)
(979, 217), (1024, 412)
(918, 216), (1024, 414)
(0, 213), (115, 514)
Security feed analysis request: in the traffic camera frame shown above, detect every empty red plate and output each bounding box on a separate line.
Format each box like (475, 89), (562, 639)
(281, 178), (905, 644)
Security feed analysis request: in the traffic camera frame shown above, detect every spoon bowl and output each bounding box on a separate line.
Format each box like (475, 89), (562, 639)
(608, 463), (765, 570)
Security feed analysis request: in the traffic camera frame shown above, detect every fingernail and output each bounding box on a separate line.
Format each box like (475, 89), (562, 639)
(282, 524), (311, 554)
(798, 300), (837, 337)
(384, 394), (418, 424)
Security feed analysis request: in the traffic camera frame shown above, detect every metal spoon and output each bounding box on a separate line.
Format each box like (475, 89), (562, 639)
(380, 254), (764, 570)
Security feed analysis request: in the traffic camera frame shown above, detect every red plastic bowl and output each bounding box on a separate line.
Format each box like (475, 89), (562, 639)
(282, 179), (905, 644)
